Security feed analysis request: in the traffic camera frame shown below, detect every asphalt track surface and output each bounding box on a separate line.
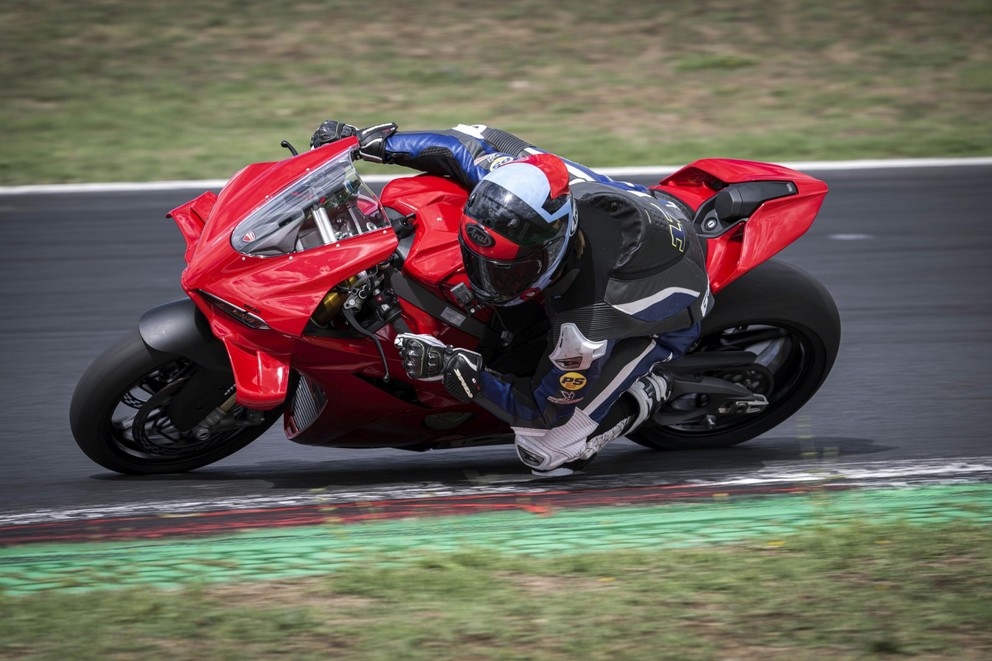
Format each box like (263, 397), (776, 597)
(1, 163), (990, 522)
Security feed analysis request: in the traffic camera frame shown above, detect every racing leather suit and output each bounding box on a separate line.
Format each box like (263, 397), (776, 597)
(379, 124), (711, 471)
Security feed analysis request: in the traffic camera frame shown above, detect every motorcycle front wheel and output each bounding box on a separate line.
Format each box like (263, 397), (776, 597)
(69, 328), (283, 474)
(630, 259), (841, 450)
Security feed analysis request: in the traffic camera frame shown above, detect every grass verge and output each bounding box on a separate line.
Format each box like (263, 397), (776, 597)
(1, 519), (990, 660)
(2, 0), (991, 184)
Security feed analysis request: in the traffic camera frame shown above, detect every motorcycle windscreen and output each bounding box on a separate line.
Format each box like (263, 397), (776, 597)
(230, 152), (389, 257)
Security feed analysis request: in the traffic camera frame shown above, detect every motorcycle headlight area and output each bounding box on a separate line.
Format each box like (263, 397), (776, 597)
(231, 153), (389, 257)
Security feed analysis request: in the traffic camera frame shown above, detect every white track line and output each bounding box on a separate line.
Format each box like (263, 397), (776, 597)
(2, 157), (991, 196)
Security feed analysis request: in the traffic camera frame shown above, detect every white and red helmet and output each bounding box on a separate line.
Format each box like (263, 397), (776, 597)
(458, 153), (576, 305)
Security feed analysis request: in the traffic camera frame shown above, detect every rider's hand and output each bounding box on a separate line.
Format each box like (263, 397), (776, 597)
(353, 122), (398, 163)
(310, 120), (357, 149)
(394, 333), (447, 381)
(394, 333), (484, 401)
(310, 120), (398, 163)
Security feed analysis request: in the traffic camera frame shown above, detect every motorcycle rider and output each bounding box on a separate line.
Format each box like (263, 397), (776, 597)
(311, 121), (711, 476)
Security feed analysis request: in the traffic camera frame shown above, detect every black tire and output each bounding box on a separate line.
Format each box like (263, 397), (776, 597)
(630, 259), (841, 450)
(69, 328), (283, 474)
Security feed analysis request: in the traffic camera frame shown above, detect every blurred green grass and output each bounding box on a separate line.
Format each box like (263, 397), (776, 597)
(2, 521), (991, 659)
(2, 0), (991, 184)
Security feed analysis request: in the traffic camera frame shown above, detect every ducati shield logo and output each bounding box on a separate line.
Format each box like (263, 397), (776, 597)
(465, 222), (495, 247)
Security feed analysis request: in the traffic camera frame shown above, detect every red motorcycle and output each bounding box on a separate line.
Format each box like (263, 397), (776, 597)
(70, 137), (840, 474)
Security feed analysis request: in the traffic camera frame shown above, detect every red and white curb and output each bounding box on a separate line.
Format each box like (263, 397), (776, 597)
(1, 456), (990, 527)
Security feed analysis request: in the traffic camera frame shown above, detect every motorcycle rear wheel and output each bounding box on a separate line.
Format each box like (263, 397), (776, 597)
(630, 259), (841, 450)
(69, 328), (283, 474)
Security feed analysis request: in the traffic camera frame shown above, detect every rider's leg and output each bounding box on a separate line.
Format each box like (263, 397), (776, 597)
(514, 336), (675, 476)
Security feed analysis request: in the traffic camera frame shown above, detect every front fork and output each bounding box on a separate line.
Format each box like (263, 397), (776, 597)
(188, 386), (265, 441)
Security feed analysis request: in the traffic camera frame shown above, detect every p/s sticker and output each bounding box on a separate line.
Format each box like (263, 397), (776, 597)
(559, 372), (587, 390)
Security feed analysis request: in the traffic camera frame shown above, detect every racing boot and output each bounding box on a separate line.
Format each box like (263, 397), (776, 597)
(577, 371), (671, 463)
(624, 372), (671, 433)
(529, 372), (671, 478)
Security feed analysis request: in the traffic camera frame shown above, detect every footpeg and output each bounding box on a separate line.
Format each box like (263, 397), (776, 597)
(719, 394), (769, 415)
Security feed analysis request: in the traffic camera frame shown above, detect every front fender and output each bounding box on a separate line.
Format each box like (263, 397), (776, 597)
(138, 299), (231, 372)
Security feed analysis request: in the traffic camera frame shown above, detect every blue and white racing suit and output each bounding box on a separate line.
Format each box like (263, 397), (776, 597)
(381, 124), (712, 470)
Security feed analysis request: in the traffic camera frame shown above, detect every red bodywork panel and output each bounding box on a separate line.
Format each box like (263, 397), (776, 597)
(653, 159), (828, 292)
(179, 141), (398, 338)
(170, 140), (396, 409)
(380, 174), (468, 289)
(380, 174), (489, 348)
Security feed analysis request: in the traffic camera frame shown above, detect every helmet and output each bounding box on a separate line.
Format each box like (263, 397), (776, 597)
(458, 153), (576, 305)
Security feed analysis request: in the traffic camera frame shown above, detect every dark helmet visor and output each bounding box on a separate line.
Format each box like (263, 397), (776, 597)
(460, 235), (567, 304)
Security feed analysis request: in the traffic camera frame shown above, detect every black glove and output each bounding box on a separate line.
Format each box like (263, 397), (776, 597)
(310, 120), (398, 163)
(310, 120), (357, 149)
(394, 333), (484, 402)
(394, 333), (447, 381)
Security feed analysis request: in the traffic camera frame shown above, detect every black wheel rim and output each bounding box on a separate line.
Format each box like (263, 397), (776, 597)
(662, 322), (816, 436)
(108, 359), (246, 462)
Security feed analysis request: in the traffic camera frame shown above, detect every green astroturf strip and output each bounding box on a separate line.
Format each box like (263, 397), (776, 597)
(1, 485), (989, 594)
